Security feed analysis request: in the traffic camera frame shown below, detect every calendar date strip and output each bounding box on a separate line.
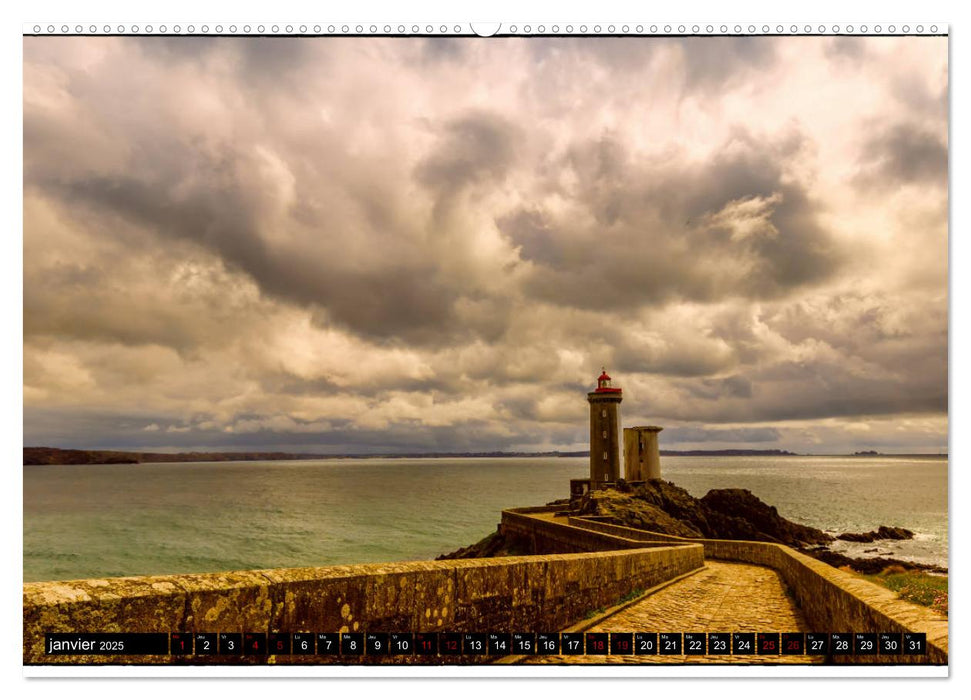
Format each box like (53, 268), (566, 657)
(45, 631), (927, 656)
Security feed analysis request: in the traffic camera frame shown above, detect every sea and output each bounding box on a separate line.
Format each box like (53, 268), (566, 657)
(22, 455), (948, 582)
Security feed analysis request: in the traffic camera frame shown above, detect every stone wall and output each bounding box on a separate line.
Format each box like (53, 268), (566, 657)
(24, 544), (703, 665)
(501, 509), (694, 554)
(567, 516), (948, 664)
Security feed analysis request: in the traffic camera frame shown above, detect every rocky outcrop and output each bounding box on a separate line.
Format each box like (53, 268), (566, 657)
(807, 548), (942, 574)
(837, 526), (915, 542)
(578, 481), (834, 548)
(700, 488), (835, 546)
(437, 530), (530, 560)
(576, 486), (705, 539)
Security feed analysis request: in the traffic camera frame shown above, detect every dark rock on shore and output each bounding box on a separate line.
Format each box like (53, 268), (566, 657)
(578, 481), (834, 548)
(436, 530), (529, 560)
(577, 483), (706, 539)
(810, 548), (944, 575)
(700, 488), (835, 546)
(837, 525), (915, 542)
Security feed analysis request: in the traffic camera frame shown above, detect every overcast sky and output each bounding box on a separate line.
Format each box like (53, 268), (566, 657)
(23, 36), (948, 454)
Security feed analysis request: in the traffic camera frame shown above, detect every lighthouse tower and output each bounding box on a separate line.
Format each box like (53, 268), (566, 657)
(588, 368), (623, 485)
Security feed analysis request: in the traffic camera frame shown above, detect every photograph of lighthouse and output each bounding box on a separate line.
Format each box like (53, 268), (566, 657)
(23, 31), (947, 674)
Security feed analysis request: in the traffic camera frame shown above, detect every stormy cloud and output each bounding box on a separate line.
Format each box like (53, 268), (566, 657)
(854, 123), (949, 190)
(23, 35), (948, 454)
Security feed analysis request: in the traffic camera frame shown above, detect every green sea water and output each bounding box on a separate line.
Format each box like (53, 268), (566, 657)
(23, 455), (948, 582)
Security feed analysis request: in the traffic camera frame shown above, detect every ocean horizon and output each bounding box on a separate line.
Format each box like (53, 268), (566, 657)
(23, 455), (948, 582)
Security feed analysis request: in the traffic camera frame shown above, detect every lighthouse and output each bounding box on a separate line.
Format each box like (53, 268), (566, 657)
(588, 368), (622, 485)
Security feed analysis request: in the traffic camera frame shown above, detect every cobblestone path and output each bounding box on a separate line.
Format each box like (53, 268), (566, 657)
(525, 561), (824, 664)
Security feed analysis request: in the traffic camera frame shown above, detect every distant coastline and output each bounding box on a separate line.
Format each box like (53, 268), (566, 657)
(22, 446), (945, 466)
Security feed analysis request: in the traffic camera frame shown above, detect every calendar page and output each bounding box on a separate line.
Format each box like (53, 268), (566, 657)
(21, 19), (949, 679)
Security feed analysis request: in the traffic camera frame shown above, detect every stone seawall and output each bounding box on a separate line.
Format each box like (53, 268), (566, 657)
(501, 508), (691, 554)
(24, 544), (703, 664)
(567, 516), (948, 664)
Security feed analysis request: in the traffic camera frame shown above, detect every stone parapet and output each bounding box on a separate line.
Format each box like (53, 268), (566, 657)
(24, 542), (703, 665)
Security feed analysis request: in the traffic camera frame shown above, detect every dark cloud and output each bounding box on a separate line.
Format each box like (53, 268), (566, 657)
(502, 130), (844, 311)
(415, 110), (520, 200)
(525, 37), (777, 92)
(139, 37), (318, 89)
(825, 36), (866, 62)
(34, 141), (461, 346)
(233, 37), (314, 80)
(526, 37), (660, 73)
(652, 350), (947, 424)
(854, 123), (948, 190)
(675, 37), (778, 90)
(418, 37), (467, 63)
(612, 333), (737, 378)
(681, 375), (753, 400)
(135, 36), (220, 62)
(890, 54), (948, 117)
